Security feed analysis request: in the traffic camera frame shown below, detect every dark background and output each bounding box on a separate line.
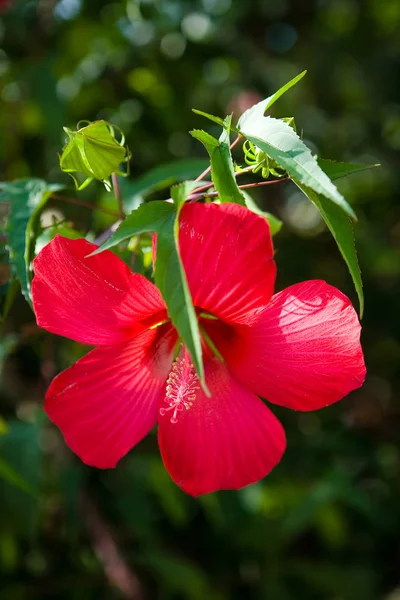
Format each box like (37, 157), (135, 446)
(0, 1), (399, 599)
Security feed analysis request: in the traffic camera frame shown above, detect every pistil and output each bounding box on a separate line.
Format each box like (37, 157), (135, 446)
(160, 353), (199, 424)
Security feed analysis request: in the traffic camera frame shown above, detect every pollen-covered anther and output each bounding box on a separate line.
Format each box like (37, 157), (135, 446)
(160, 357), (200, 424)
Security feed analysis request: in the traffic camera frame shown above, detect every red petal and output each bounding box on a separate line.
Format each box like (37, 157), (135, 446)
(32, 235), (166, 345)
(158, 357), (286, 496)
(45, 325), (176, 468)
(215, 280), (366, 411)
(179, 203), (276, 324)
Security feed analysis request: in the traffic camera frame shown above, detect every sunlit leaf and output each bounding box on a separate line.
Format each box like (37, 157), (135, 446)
(295, 181), (363, 316)
(192, 109), (227, 129)
(193, 70), (306, 132)
(237, 72), (306, 128)
(237, 115), (356, 219)
(263, 70), (307, 112)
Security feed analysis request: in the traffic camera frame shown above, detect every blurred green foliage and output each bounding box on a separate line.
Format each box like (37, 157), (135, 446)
(0, 0), (399, 599)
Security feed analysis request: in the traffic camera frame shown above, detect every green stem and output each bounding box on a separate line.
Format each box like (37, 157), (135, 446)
(194, 134), (242, 183)
(234, 165), (260, 176)
(194, 165), (211, 183)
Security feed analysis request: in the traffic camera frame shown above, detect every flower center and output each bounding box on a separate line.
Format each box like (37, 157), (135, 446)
(160, 355), (199, 424)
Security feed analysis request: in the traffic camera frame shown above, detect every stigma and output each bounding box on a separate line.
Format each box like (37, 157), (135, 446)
(160, 355), (199, 424)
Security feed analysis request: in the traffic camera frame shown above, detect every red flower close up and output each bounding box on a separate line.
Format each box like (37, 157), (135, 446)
(32, 203), (366, 496)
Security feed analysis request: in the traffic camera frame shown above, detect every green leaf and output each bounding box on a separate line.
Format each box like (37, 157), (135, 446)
(295, 181), (363, 316)
(237, 71), (306, 128)
(0, 278), (19, 334)
(140, 551), (219, 600)
(0, 419), (42, 537)
(192, 108), (230, 129)
(263, 70), (307, 112)
(0, 233), (19, 332)
(0, 457), (37, 498)
(60, 120), (129, 191)
(290, 562), (376, 600)
(282, 469), (375, 540)
(0, 417), (7, 436)
(191, 118), (245, 206)
(0, 334), (17, 367)
(238, 114), (356, 219)
(170, 180), (198, 207)
(0, 275), (21, 333)
(241, 190), (282, 235)
(156, 182), (206, 391)
(0, 179), (62, 305)
(121, 158), (209, 212)
(318, 158), (380, 181)
(92, 201), (176, 254)
(91, 189), (206, 389)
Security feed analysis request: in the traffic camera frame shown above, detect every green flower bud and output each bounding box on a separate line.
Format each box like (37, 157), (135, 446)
(59, 120), (130, 191)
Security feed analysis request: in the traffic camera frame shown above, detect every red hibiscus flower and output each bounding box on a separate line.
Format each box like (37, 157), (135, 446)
(32, 203), (366, 496)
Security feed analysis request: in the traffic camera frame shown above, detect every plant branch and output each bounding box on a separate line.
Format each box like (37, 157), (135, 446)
(187, 176), (289, 201)
(191, 181), (214, 195)
(230, 134), (242, 152)
(112, 173), (125, 219)
(239, 176), (289, 189)
(52, 194), (121, 218)
(194, 165), (211, 183)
